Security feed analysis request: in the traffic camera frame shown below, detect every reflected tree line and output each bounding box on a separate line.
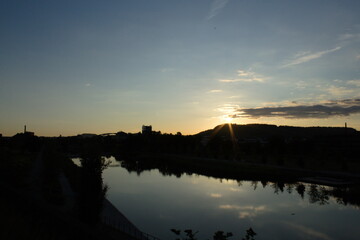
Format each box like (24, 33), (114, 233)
(115, 156), (360, 208)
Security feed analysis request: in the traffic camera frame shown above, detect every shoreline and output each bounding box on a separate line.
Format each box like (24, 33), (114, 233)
(127, 153), (360, 186)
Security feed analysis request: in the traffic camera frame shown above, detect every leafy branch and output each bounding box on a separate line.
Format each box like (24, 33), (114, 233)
(170, 228), (256, 240)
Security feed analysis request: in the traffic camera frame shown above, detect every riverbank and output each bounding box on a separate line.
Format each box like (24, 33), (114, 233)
(0, 144), (146, 240)
(0, 180), (129, 240)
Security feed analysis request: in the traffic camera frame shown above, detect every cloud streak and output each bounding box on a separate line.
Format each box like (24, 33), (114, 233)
(219, 205), (268, 219)
(338, 33), (360, 41)
(286, 223), (333, 240)
(347, 80), (360, 87)
(232, 99), (360, 119)
(219, 70), (265, 83)
(282, 46), (341, 67)
(326, 86), (355, 97)
(208, 89), (223, 93)
(209, 193), (222, 198)
(207, 0), (229, 20)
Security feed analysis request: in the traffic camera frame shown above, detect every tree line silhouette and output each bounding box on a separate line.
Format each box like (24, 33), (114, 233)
(56, 124), (360, 173)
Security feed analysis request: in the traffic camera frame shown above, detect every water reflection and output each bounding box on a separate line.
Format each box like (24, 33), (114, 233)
(72, 157), (120, 167)
(101, 156), (360, 240)
(114, 156), (360, 208)
(219, 204), (269, 219)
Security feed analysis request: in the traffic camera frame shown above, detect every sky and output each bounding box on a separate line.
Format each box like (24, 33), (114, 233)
(1, 0), (360, 136)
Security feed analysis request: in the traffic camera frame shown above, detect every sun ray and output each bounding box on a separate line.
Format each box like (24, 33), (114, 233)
(228, 123), (239, 160)
(210, 123), (226, 139)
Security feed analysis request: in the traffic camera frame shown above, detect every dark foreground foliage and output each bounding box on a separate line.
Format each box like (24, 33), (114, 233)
(170, 228), (256, 240)
(77, 139), (110, 225)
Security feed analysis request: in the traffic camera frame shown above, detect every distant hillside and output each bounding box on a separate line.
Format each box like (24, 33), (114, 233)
(196, 124), (358, 139)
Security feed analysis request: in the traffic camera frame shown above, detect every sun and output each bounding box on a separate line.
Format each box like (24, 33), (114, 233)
(217, 104), (238, 124)
(221, 115), (234, 123)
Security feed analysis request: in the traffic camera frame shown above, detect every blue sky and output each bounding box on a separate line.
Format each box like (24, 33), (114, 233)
(1, 0), (360, 136)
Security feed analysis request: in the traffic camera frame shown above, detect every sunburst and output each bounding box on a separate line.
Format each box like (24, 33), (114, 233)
(221, 115), (234, 123)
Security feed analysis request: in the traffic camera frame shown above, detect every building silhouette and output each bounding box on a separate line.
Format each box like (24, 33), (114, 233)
(142, 125), (152, 135)
(23, 125), (34, 136)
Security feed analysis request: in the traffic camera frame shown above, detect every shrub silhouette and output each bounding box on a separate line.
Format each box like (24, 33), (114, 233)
(77, 141), (109, 225)
(171, 228), (256, 240)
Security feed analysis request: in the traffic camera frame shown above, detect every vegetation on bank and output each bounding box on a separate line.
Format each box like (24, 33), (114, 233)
(171, 228), (256, 240)
(57, 124), (360, 175)
(0, 138), (37, 188)
(0, 136), (122, 240)
(77, 139), (110, 225)
(0, 184), (107, 240)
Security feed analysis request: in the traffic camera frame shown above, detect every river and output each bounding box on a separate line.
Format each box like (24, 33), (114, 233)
(99, 157), (360, 240)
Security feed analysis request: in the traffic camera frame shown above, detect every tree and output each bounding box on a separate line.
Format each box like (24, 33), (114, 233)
(171, 228), (256, 240)
(78, 141), (109, 225)
(213, 231), (233, 240)
(242, 228), (256, 240)
(171, 229), (198, 240)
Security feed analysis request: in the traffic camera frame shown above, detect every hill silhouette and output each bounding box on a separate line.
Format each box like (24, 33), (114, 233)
(196, 123), (357, 139)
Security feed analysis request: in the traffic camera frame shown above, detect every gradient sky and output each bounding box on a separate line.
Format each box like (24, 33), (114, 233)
(1, 0), (360, 136)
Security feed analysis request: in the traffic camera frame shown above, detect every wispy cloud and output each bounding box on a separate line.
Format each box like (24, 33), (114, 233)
(295, 81), (308, 89)
(219, 79), (244, 83)
(207, 0), (229, 20)
(282, 46), (342, 68)
(219, 70), (265, 83)
(326, 86), (355, 97)
(232, 99), (360, 119)
(229, 187), (243, 192)
(286, 223), (333, 240)
(338, 33), (355, 41)
(219, 205), (266, 211)
(209, 193), (222, 198)
(208, 89), (223, 93)
(347, 79), (360, 87)
(219, 205), (268, 219)
(216, 104), (239, 113)
(338, 33), (360, 41)
(294, 51), (311, 58)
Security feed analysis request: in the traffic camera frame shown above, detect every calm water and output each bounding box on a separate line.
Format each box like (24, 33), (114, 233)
(101, 157), (360, 240)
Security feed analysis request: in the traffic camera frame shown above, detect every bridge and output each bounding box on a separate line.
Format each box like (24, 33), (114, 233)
(100, 133), (117, 137)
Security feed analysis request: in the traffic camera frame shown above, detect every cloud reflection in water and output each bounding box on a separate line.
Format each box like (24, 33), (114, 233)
(219, 205), (269, 219)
